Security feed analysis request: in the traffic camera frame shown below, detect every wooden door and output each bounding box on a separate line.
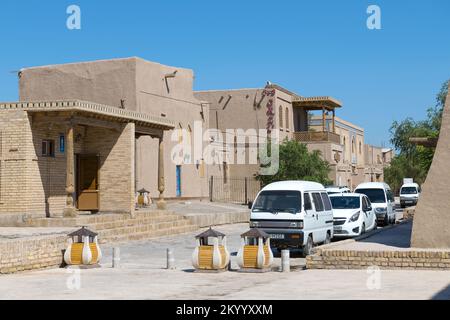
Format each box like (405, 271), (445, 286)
(77, 155), (99, 211)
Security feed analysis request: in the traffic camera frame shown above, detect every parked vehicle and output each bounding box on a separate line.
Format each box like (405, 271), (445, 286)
(354, 182), (395, 226)
(248, 181), (333, 257)
(329, 193), (377, 237)
(326, 186), (351, 195)
(400, 182), (420, 208)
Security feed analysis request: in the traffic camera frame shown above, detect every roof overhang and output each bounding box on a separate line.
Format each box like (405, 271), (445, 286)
(0, 100), (175, 130)
(292, 96), (342, 110)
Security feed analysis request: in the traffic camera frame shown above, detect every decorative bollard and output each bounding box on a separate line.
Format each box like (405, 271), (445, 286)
(192, 227), (230, 273)
(281, 250), (290, 273)
(167, 248), (175, 270)
(64, 227), (102, 267)
(112, 247), (120, 268)
(237, 228), (273, 273)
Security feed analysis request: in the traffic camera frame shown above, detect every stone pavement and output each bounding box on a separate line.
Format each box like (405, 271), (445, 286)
(0, 223), (449, 300)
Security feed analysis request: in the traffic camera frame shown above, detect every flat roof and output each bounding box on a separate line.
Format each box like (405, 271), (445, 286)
(0, 100), (175, 130)
(292, 96), (343, 110)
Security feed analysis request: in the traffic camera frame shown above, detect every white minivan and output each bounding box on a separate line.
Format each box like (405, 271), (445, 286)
(400, 183), (420, 208)
(354, 182), (396, 226)
(249, 181), (334, 256)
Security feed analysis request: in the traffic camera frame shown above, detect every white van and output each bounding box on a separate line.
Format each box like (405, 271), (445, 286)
(249, 181), (334, 256)
(400, 182), (420, 208)
(354, 182), (395, 226)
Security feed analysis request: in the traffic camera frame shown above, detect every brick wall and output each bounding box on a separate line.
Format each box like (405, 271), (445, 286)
(0, 235), (66, 274)
(306, 249), (450, 270)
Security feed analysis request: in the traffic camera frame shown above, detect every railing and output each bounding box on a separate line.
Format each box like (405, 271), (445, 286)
(293, 131), (341, 144)
(209, 176), (261, 205)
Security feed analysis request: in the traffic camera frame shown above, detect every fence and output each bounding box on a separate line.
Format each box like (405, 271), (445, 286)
(209, 177), (261, 205)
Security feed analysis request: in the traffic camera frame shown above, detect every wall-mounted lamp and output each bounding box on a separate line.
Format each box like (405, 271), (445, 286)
(164, 70), (178, 79)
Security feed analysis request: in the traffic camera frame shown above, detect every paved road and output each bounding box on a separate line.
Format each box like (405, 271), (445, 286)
(0, 223), (449, 300)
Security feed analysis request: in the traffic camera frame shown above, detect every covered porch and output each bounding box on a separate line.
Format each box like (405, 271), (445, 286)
(292, 96), (342, 144)
(0, 100), (174, 218)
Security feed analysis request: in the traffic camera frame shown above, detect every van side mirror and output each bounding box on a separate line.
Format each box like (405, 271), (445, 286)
(248, 201), (253, 210)
(367, 206), (372, 212)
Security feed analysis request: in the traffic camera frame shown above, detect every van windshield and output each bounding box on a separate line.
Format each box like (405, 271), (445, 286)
(330, 196), (360, 209)
(252, 190), (301, 214)
(354, 188), (386, 203)
(401, 187), (418, 194)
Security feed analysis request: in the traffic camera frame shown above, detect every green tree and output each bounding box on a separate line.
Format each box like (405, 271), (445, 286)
(256, 139), (332, 186)
(385, 79), (449, 191)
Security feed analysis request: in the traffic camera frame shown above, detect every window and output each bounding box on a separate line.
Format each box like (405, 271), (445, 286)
(285, 107), (289, 131)
(359, 142), (362, 154)
(304, 193), (312, 210)
(330, 196), (361, 209)
(279, 106), (283, 128)
(321, 193), (332, 211)
(252, 190), (302, 214)
(354, 188), (386, 203)
(42, 140), (55, 157)
(312, 193), (324, 212)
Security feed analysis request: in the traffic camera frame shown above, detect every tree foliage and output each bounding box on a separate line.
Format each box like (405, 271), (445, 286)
(256, 139), (332, 187)
(385, 79), (449, 193)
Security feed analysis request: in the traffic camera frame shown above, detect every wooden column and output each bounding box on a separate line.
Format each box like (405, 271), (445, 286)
(157, 136), (167, 210)
(332, 109), (336, 133)
(322, 106), (326, 132)
(63, 122), (77, 217)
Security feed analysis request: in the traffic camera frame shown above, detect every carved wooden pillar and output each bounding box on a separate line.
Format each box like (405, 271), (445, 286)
(157, 136), (167, 210)
(63, 122), (77, 217)
(332, 109), (336, 133)
(322, 106), (326, 132)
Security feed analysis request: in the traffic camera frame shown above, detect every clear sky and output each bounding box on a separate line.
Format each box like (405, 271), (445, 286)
(0, 0), (449, 146)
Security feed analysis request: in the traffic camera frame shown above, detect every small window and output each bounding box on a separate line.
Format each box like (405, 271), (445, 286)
(279, 106), (283, 128)
(304, 193), (312, 211)
(312, 193), (324, 212)
(321, 193), (332, 211)
(42, 140), (55, 157)
(285, 107), (289, 131)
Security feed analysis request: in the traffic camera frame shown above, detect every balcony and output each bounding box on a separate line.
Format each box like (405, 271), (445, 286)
(293, 131), (341, 144)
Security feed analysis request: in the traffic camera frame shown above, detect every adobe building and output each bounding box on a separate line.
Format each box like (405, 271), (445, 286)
(0, 57), (210, 221)
(195, 84), (392, 189)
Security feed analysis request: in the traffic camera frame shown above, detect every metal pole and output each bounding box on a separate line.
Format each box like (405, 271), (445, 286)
(244, 177), (248, 205)
(167, 248), (175, 270)
(281, 250), (290, 273)
(112, 247), (120, 268)
(209, 176), (214, 202)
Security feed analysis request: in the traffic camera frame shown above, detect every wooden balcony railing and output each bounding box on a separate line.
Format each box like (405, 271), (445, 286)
(293, 131), (341, 144)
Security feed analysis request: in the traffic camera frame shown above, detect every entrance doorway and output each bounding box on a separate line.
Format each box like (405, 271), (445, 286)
(76, 154), (99, 211)
(176, 165), (182, 197)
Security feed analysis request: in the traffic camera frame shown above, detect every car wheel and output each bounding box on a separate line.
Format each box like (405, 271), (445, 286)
(324, 232), (331, 245)
(302, 235), (313, 257)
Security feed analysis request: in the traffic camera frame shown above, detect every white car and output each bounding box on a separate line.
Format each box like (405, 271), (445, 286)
(249, 181), (334, 257)
(400, 183), (420, 208)
(354, 182), (396, 226)
(330, 193), (377, 237)
(326, 186), (351, 195)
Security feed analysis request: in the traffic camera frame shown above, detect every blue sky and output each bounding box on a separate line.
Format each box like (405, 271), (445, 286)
(0, 0), (449, 146)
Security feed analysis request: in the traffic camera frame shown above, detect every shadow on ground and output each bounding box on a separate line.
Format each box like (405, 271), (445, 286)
(432, 285), (450, 300)
(356, 221), (412, 248)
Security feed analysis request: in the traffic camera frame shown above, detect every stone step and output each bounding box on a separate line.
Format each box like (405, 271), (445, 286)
(25, 210), (180, 228)
(99, 225), (198, 244)
(95, 220), (194, 238)
(84, 215), (186, 231)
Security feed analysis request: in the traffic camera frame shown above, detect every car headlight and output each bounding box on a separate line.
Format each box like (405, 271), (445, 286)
(250, 221), (259, 228)
(349, 212), (360, 222)
(375, 207), (387, 214)
(290, 221), (304, 229)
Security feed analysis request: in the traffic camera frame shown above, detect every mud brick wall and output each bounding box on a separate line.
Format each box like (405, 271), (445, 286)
(306, 249), (450, 270)
(0, 235), (66, 274)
